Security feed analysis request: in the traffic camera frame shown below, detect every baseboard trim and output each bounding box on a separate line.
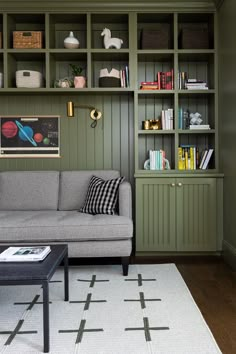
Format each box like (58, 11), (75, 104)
(223, 240), (236, 271)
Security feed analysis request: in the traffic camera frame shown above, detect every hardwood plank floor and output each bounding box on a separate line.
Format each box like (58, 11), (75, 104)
(134, 256), (236, 354)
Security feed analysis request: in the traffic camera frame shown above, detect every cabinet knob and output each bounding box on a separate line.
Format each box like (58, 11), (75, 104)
(170, 183), (175, 187)
(177, 182), (182, 187)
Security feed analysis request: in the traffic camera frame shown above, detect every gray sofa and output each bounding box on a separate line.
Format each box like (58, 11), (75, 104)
(0, 170), (133, 275)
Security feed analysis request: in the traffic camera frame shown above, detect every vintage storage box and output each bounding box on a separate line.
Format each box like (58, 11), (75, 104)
(16, 70), (43, 88)
(179, 24), (209, 49)
(141, 25), (170, 49)
(13, 31), (43, 49)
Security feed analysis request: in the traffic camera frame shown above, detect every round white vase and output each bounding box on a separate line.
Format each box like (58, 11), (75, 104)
(64, 31), (80, 49)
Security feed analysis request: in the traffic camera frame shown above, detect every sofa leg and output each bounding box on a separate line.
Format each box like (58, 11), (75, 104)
(121, 257), (129, 276)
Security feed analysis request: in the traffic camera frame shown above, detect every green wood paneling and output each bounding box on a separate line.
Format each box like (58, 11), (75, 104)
(176, 177), (217, 251)
(0, 94), (134, 182)
(136, 177), (220, 253)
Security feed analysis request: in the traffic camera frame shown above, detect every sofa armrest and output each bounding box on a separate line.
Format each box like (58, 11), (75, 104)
(118, 181), (132, 219)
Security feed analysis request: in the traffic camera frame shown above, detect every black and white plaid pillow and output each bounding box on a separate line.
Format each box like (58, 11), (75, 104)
(79, 175), (125, 215)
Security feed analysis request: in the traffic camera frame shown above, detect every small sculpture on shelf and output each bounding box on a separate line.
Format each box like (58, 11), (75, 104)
(189, 112), (203, 125)
(54, 77), (73, 88)
(64, 31), (79, 49)
(101, 28), (123, 49)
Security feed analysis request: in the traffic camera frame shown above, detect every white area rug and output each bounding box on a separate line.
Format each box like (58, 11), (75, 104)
(0, 264), (222, 354)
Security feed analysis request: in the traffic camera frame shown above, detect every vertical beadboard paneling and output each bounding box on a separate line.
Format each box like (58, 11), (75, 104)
(0, 93), (134, 182)
(136, 178), (175, 251)
(176, 178), (217, 251)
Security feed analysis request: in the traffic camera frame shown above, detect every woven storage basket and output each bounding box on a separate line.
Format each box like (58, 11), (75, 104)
(13, 31), (42, 49)
(141, 24), (170, 49)
(16, 70), (43, 88)
(179, 24), (209, 49)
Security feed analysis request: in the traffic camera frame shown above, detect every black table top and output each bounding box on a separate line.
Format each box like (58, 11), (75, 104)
(0, 244), (68, 282)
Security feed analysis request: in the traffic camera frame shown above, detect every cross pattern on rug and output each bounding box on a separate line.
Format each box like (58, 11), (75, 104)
(69, 293), (107, 310)
(0, 265), (222, 354)
(77, 274), (109, 287)
(124, 273), (157, 286)
(124, 291), (161, 309)
(59, 319), (104, 344)
(14, 294), (52, 310)
(125, 316), (169, 342)
(0, 319), (37, 346)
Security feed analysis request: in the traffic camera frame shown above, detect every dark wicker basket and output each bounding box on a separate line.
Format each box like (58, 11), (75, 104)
(179, 24), (209, 49)
(141, 25), (170, 49)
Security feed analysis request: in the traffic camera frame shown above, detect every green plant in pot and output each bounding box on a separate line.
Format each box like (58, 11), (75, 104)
(69, 64), (86, 88)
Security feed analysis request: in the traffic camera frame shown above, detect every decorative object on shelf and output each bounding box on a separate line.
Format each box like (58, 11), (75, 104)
(99, 68), (121, 87)
(142, 119), (161, 130)
(54, 77), (73, 88)
(189, 112), (203, 125)
(15, 70), (43, 88)
(64, 31), (80, 49)
(13, 31), (42, 49)
(69, 64), (86, 88)
(101, 28), (123, 49)
(66, 101), (102, 128)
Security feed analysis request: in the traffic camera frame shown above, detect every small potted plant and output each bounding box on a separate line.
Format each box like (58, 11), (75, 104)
(69, 64), (86, 88)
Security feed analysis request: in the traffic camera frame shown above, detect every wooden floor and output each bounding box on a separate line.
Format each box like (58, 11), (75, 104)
(133, 256), (236, 354)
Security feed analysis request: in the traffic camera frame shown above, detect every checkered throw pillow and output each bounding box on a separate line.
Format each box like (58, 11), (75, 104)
(79, 175), (125, 215)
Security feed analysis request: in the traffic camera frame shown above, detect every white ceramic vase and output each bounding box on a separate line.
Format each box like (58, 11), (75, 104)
(64, 31), (79, 49)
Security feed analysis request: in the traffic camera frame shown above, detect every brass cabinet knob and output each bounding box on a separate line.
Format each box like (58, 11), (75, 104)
(177, 182), (182, 187)
(171, 183), (175, 187)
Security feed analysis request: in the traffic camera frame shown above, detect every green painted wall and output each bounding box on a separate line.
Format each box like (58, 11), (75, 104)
(0, 94), (134, 182)
(218, 0), (236, 260)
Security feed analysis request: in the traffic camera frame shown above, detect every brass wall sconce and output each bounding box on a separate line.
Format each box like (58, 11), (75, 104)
(66, 101), (102, 128)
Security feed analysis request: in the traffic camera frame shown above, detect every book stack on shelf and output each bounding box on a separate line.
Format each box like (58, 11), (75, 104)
(178, 73), (208, 90)
(140, 81), (159, 90)
(189, 124), (210, 130)
(178, 146), (214, 170)
(161, 108), (174, 130)
(120, 66), (129, 87)
(157, 69), (174, 89)
(149, 149), (169, 170)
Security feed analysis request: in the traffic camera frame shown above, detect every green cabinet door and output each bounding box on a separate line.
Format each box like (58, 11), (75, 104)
(176, 178), (217, 252)
(136, 178), (176, 252)
(136, 177), (218, 254)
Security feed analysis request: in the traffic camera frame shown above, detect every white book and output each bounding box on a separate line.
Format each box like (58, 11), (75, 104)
(202, 149), (214, 170)
(199, 150), (208, 169)
(0, 246), (51, 262)
(190, 125), (210, 130)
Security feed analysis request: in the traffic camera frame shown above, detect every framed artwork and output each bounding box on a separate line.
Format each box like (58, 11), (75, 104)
(0, 115), (60, 158)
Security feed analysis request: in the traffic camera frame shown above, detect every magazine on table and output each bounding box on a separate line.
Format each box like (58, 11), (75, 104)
(0, 246), (51, 262)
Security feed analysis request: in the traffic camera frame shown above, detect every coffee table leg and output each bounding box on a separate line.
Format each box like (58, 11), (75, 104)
(64, 250), (69, 301)
(43, 281), (49, 353)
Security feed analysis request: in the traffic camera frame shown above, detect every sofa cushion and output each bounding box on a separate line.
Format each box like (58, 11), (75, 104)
(0, 211), (133, 242)
(0, 171), (59, 210)
(80, 175), (124, 215)
(59, 170), (120, 210)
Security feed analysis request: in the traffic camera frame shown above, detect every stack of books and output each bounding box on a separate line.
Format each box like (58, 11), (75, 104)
(161, 108), (174, 130)
(185, 79), (208, 90)
(157, 70), (174, 90)
(189, 124), (211, 130)
(178, 146), (214, 170)
(140, 81), (159, 90)
(120, 66), (129, 87)
(149, 149), (167, 170)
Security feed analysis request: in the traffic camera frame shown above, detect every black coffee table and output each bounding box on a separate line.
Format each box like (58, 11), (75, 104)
(0, 244), (69, 353)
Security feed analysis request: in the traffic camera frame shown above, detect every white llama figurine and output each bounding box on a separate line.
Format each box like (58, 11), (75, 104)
(101, 28), (123, 49)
